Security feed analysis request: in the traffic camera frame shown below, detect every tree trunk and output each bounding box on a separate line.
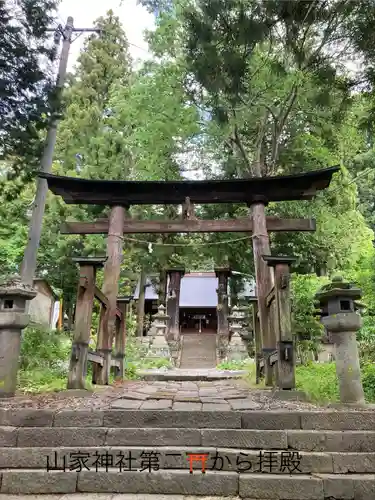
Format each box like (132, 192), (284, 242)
(136, 270), (146, 337)
(158, 268), (167, 305)
(67, 301), (74, 331)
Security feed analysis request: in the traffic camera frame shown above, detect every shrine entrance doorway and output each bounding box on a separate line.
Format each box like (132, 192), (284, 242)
(180, 308), (217, 334)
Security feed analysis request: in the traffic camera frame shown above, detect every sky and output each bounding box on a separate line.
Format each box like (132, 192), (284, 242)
(57, 0), (155, 71)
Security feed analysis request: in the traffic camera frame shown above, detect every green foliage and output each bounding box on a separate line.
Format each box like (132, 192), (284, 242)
(358, 331), (375, 363)
(295, 362), (375, 404)
(141, 358), (173, 369)
(123, 362), (139, 380)
(20, 326), (71, 371)
(362, 363), (375, 402)
(4, 0), (375, 396)
(295, 363), (340, 403)
(124, 333), (173, 371)
(18, 325), (71, 393)
(291, 274), (327, 344)
(216, 359), (253, 370)
(56, 11), (133, 181)
(0, 0), (58, 185)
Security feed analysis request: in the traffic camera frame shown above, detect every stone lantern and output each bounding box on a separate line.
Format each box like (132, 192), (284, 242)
(227, 306), (248, 361)
(0, 276), (37, 397)
(315, 276), (365, 405)
(147, 304), (173, 363)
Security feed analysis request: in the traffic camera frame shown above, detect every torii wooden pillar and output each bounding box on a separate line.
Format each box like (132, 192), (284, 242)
(92, 205), (126, 385)
(250, 197), (275, 386)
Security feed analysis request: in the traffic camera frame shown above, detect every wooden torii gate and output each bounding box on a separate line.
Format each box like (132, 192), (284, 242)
(40, 166), (339, 386)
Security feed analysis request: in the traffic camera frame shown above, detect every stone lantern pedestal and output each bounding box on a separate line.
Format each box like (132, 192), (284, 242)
(0, 276), (37, 397)
(315, 276), (365, 406)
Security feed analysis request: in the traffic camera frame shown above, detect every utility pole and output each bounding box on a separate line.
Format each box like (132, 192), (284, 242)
(20, 17), (101, 286)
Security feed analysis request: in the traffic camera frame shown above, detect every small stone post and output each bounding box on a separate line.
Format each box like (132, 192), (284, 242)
(227, 306), (248, 361)
(166, 267), (185, 340)
(0, 276), (37, 397)
(315, 276), (365, 405)
(68, 257), (106, 389)
(147, 304), (172, 362)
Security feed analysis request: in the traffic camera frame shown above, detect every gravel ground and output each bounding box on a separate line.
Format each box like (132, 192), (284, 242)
(2, 377), (374, 411)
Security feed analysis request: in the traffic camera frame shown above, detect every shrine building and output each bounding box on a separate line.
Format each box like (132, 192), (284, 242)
(133, 272), (256, 335)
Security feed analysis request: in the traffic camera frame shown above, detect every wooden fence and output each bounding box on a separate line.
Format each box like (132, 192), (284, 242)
(255, 256), (296, 390)
(67, 257), (131, 389)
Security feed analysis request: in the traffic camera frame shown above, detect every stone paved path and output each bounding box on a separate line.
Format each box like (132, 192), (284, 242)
(179, 334), (217, 369)
(109, 380), (318, 411)
(1, 379), (321, 411)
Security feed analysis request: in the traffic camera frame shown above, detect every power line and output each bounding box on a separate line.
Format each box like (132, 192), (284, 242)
(127, 41), (150, 54)
(327, 166), (373, 196)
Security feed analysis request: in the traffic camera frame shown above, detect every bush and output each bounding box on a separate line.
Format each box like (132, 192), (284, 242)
(18, 325), (71, 393)
(18, 369), (67, 393)
(362, 362), (375, 402)
(295, 363), (339, 403)
(291, 274), (328, 362)
(216, 359), (253, 370)
(123, 334), (173, 372)
(20, 325), (71, 372)
(295, 362), (375, 404)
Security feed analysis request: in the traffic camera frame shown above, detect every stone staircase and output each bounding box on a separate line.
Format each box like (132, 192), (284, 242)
(0, 408), (375, 498)
(180, 334), (217, 369)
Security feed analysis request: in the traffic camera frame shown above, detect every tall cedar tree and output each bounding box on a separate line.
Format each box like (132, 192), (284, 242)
(0, 0), (57, 192)
(55, 11), (132, 184)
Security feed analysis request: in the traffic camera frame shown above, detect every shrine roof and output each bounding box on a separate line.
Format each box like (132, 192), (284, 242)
(39, 166), (340, 206)
(133, 273), (256, 306)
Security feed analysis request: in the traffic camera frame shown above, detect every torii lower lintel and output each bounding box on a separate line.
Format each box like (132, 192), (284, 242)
(60, 217), (316, 234)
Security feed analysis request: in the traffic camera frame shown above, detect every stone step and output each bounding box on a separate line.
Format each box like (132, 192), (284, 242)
(0, 446), (374, 474)
(1, 409), (375, 430)
(0, 496), (242, 500)
(179, 335), (217, 369)
(2, 426), (375, 452)
(137, 369), (246, 381)
(0, 469), (374, 498)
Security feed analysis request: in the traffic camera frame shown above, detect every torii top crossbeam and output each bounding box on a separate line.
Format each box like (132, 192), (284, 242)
(39, 167), (339, 206)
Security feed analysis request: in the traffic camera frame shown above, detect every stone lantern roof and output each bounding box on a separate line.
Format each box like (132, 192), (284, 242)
(315, 276), (362, 302)
(0, 275), (37, 300)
